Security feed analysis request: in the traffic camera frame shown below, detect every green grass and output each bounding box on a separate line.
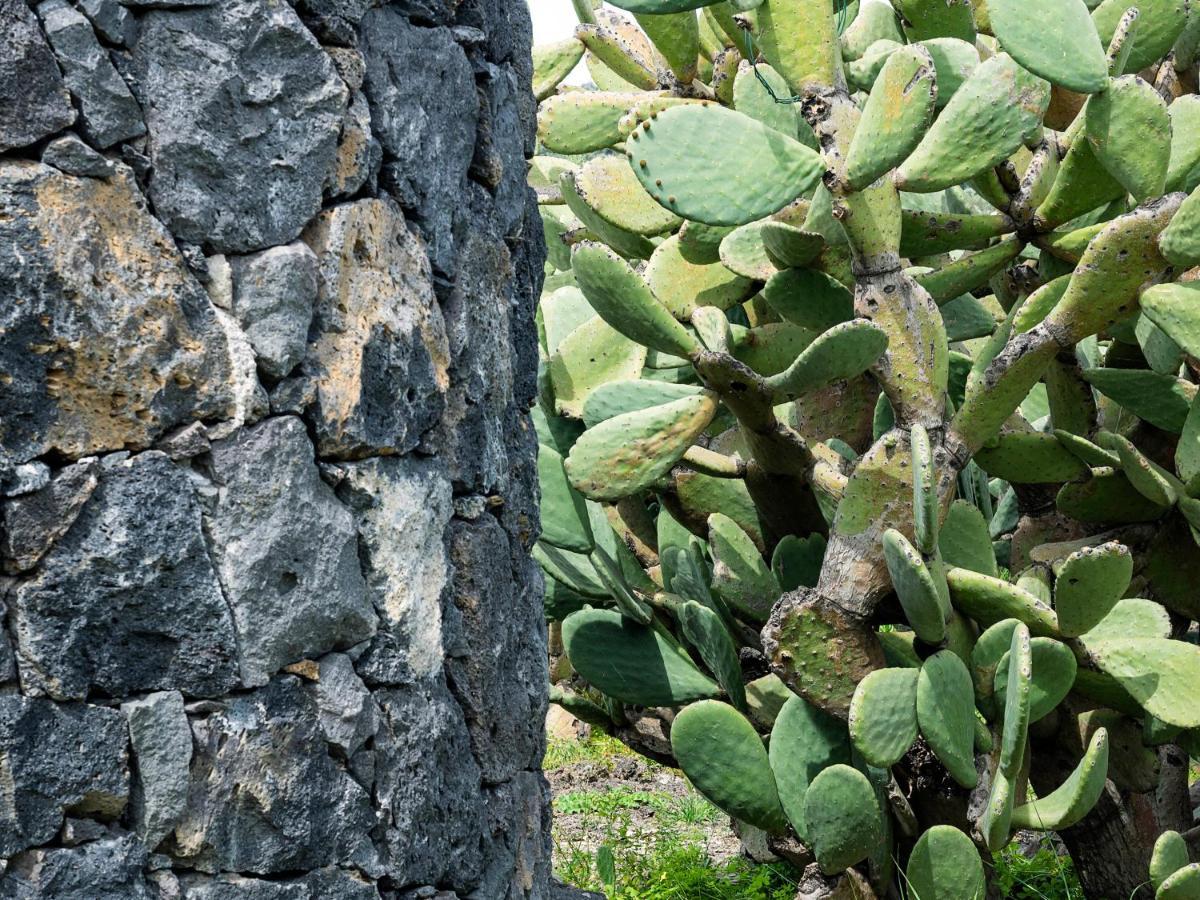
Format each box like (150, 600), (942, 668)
(544, 731), (640, 773)
(990, 840), (1084, 900)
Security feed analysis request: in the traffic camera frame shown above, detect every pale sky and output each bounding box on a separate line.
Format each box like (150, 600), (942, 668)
(528, 0), (591, 86)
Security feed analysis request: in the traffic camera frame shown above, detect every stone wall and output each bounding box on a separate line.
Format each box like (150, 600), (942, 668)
(0, 0), (552, 895)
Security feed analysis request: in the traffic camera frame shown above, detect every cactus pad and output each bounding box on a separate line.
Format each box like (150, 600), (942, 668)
(848, 668), (919, 767)
(1012, 727), (1109, 830)
(905, 825), (986, 900)
(671, 700), (789, 832)
(802, 764), (884, 874)
(882, 529), (948, 643)
(562, 607), (720, 706)
(917, 651), (979, 788)
(1053, 541), (1133, 638)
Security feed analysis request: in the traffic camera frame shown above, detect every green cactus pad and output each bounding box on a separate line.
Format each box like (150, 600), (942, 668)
(718, 221), (779, 281)
(846, 38), (903, 90)
(988, 0), (1107, 93)
(1045, 199), (1180, 344)
(633, 10), (699, 83)
(541, 285), (595, 354)
(533, 38), (586, 101)
(761, 268), (854, 332)
(628, 104), (824, 227)
(1053, 431), (1119, 468)
(946, 567), (1060, 636)
(1087, 637), (1200, 727)
(769, 693), (852, 839)
(573, 242), (699, 358)
(575, 155), (684, 237)
(1011, 726), (1108, 831)
(582, 380), (702, 428)
(1151, 831), (1191, 890)
(1160, 188), (1200, 269)
(841, 0), (905, 60)
(971, 619), (1021, 716)
(981, 759), (1018, 851)
(939, 500), (999, 577)
(765, 319), (889, 402)
(549, 315), (648, 418)
(1141, 283), (1200, 356)
(1092, 0), (1187, 74)
(746, 674), (795, 729)
(605, 0), (724, 14)
(998, 623), (1032, 776)
(670, 699), (789, 832)
(917, 651), (979, 788)
(537, 542), (611, 600)
(677, 219), (735, 264)
(1157, 863), (1200, 899)
(576, 23), (659, 90)
(562, 607), (721, 705)
(1111, 434), (1181, 507)
(914, 238), (1023, 303)
(994, 636), (1077, 723)
(974, 432), (1089, 484)
(675, 469), (764, 547)
(905, 825), (986, 900)
(566, 391), (717, 500)
(539, 91), (689, 155)
(893, 0), (975, 41)
(676, 599), (747, 711)
(1179, 396), (1200, 485)
(645, 233), (755, 319)
(538, 443), (595, 553)
(802, 764), (885, 874)
(562, 174), (659, 264)
(1167, 95), (1200, 191)
(758, 222), (826, 269)
(895, 54), (1050, 194)
(708, 512), (781, 623)
(899, 209), (1015, 256)
(1056, 467), (1172, 524)
(849, 668), (919, 767)
(911, 38), (976, 108)
(883, 529), (948, 643)
(1084, 75), (1171, 201)
(844, 45), (937, 192)
(1081, 368), (1196, 433)
(1053, 542), (1133, 637)
(733, 61), (799, 138)
(771, 533), (826, 591)
(756, 0), (842, 94)
(1034, 139), (1125, 230)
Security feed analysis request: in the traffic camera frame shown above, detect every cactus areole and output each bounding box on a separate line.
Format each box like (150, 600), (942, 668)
(533, 0), (1200, 895)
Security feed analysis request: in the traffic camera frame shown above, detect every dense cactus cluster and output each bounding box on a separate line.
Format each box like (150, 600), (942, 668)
(531, 0), (1200, 895)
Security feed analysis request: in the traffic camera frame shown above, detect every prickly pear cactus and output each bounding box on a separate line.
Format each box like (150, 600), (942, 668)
(532, 0), (1200, 895)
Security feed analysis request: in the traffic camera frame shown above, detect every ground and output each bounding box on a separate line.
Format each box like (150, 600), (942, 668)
(546, 726), (1090, 899)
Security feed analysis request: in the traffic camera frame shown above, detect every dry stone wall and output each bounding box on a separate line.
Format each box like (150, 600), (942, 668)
(0, 0), (553, 895)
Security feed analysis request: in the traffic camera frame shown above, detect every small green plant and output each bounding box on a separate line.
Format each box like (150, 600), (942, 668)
(534, 0), (1200, 896)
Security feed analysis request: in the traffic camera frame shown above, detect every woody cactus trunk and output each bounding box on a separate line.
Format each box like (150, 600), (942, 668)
(532, 0), (1200, 896)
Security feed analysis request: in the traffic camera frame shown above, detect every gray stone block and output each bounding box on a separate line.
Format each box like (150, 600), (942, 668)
(1, 458), (98, 574)
(41, 133), (117, 177)
(0, 0), (76, 153)
(0, 696), (129, 856)
(11, 452), (240, 700)
(229, 243), (319, 379)
(0, 834), (152, 899)
(37, 0), (145, 149)
(123, 690), (193, 849)
(131, 0), (347, 252)
(204, 416), (377, 686)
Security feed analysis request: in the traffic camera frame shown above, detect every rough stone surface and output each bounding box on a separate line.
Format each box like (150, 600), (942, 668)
(41, 134), (117, 178)
(170, 678), (376, 874)
(0, 696), (129, 856)
(0, 163), (238, 466)
(204, 416), (377, 686)
(228, 243), (319, 379)
(373, 678), (483, 887)
(337, 457), (452, 684)
(1, 458), (98, 574)
(36, 0), (145, 149)
(10, 452), (240, 700)
(0, 834), (151, 899)
(0, 0), (76, 153)
(299, 198), (450, 459)
(446, 516), (546, 784)
(122, 691), (193, 849)
(0, 0), (548, 894)
(131, 0), (347, 252)
(361, 9), (476, 274)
